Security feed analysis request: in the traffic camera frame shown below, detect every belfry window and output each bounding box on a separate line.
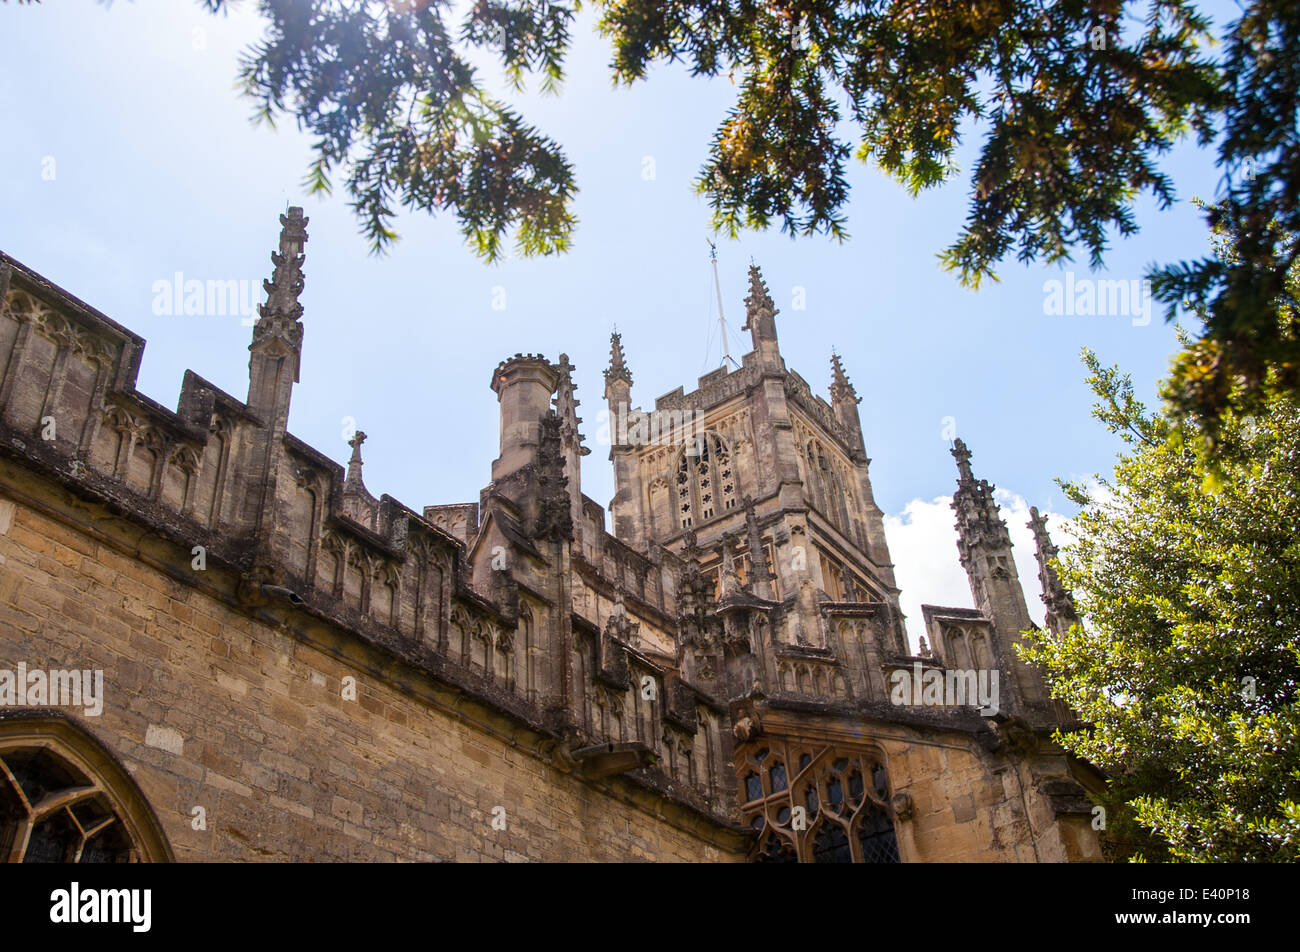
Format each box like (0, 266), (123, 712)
(676, 432), (737, 528)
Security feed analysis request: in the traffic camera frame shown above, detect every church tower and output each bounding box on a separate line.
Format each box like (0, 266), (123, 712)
(605, 263), (907, 707)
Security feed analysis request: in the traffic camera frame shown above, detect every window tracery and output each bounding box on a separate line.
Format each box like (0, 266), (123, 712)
(675, 432), (737, 528)
(740, 743), (901, 863)
(1, 721), (171, 863)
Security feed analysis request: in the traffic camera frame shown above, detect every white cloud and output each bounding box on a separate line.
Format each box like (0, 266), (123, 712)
(883, 490), (1076, 652)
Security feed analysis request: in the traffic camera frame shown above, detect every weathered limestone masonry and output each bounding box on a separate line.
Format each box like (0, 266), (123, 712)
(0, 208), (1103, 863)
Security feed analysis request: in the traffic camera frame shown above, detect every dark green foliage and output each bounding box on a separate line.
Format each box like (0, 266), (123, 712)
(1023, 218), (1300, 861)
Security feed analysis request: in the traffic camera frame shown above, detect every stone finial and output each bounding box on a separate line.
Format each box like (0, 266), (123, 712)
(254, 206), (308, 350)
(340, 429), (379, 528)
(604, 331), (633, 388)
(554, 353), (588, 456)
(830, 351), (860, 404)
(743, 263), (774, 317)
(345, 430), (367, 491)
(1028, 506), (1080, 631)
(951, 437), (975, 484)
(741, 263), (779, 345)
(1027, 506), (1051, 549)
(681, 528), (701, 561)
(534, 413), (574, 543)
(949, 436), (1014, 581)
(743, 496), (773, 598)
(720, 539), (743, 598)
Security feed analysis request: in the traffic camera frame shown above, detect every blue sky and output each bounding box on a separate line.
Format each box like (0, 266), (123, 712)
(0, 0), (1239, 641)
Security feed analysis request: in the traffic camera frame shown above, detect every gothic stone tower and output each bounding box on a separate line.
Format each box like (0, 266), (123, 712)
(597, 266), (1103, 862)
(604, 266), (905, 706)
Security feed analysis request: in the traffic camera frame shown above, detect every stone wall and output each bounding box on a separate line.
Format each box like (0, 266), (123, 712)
(0, 481), (745, 861)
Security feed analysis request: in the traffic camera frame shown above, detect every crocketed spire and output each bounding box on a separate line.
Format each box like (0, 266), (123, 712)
(604, 330), (632, 388)
(743, 263), (774, 315)
(1028, 506), (1080, 634)
(247, 206), (308, 424)
(830, 351), (859, 404)
(253, 206), (308, 353)
(742, 263), (779, 350)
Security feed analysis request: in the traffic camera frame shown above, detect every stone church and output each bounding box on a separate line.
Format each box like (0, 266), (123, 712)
(0, 208), (1103, 862)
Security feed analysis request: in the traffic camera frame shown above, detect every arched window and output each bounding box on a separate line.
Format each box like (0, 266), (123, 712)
(737, 742), (901, 863)
(675, 432), (737, 528)
(0, 717), (172, 863)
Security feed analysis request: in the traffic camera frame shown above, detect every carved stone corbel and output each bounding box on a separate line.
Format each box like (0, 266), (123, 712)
(891, 791), (914, 822)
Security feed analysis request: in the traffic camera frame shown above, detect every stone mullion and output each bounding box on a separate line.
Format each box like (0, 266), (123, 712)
(435, 561), (449, 654)
(327, 538), (343, 598)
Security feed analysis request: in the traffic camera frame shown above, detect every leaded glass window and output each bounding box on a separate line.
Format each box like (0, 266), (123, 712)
(736, 742), (902, 863)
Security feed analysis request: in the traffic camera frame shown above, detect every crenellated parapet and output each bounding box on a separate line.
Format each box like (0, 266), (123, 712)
(653, 362), (757, 414)
(783, 371), (860, 457)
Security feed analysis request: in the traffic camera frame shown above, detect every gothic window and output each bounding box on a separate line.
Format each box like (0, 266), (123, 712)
(676, 433), (737, 528)
(1, 719), (172, 863)
(737, 743), (901, 863)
